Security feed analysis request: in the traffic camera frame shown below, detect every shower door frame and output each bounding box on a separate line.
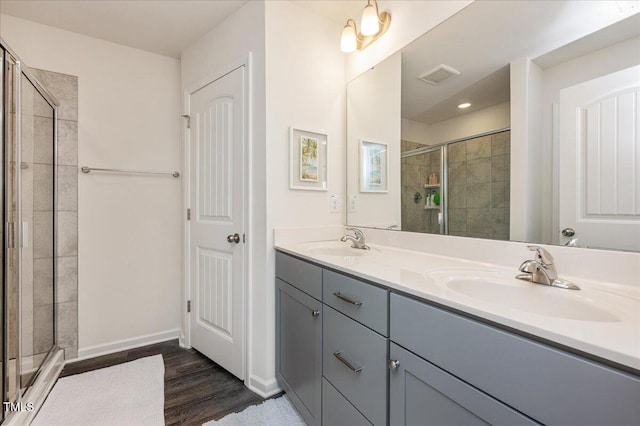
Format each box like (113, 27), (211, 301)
(1, 37), (64, 425)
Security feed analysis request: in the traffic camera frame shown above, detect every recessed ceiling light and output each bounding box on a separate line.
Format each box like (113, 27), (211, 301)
(458, 102), (471, 109)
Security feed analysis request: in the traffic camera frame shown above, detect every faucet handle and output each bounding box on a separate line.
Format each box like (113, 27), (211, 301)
(346, 227), (364, 239)
(527, 245), (554, 266)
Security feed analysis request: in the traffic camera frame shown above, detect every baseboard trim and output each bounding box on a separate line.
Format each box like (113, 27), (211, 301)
(247, 374), (282, 398)
(73, 329), (181, 362)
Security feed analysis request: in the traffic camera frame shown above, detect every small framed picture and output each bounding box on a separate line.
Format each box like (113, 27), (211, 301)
(290, 127), (328, 191)
(360, 140), (388, 193)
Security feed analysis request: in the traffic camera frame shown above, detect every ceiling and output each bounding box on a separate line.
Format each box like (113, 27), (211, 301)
(0, 0), (366, 58)
(0, 0), (250, 58)
(399, 1), (640, 125)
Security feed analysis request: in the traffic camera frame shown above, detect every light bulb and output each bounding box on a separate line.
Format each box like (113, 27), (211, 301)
(361, 3), (380, 36)
(341, 23), (357, 53)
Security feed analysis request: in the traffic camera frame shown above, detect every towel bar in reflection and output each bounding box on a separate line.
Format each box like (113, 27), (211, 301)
(81, 166), (180, 178)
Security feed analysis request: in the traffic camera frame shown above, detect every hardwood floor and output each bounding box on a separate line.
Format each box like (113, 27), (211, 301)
(61, 340), (277, 425)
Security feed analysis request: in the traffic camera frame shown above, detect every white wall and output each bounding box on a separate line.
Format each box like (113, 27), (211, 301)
(402, 102), (510, 147)
(180, 0), (270, 395)
(510, 58), (543, 243)
(264, 0), (346, 392)
(347, 53), (401, 228)
(0, 15), (183, 354)
(345, 0), (472, 81)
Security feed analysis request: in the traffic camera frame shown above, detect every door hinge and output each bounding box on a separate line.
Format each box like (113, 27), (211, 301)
(181, 114), (191, 129)
(187, 300), (191, 313)
(187, 208), (191, 221)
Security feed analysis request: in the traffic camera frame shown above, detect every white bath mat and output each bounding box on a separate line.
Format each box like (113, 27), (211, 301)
(32, 354), (165, 426)
(204, 396), (306, 426)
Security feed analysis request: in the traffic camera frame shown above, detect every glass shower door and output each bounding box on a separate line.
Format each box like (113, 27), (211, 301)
(19, 72), (56, 390)
(2, 44), (57, 417)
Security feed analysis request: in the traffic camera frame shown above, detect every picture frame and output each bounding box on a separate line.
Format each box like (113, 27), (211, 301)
(360, 140), (388, 193)
(289, 127), (328, 191)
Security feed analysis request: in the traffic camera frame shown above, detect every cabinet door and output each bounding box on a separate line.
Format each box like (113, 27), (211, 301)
(276, 279), (322, 426)
(389, 343), (536, 426)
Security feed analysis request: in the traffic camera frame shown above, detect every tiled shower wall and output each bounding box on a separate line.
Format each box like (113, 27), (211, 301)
(31, 68), (78, 360)
(447, 131), (510, 240)
(401, 141), (441, 234)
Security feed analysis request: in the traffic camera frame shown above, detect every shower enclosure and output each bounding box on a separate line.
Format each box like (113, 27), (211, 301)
(1, 39), (64, 424)
(401, 130), (511, 240)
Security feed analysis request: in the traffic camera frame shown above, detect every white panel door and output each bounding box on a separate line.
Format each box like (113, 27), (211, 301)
(559, 65), (640, 251)
(189, 66), (245, 379)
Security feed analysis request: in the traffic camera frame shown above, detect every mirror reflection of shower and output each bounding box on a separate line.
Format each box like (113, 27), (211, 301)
(400, 130), (511, 239)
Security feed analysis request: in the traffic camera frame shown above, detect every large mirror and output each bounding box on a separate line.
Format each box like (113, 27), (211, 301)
(346, 0), (640, 252)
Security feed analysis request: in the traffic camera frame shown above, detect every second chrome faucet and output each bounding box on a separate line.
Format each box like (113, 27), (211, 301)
(341, 227), (370, 250)
(516, 246), (580, 290)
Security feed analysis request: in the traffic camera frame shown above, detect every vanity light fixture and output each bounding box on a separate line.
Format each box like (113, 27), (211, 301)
(340, 0), (391, 53)
(458, 102), (471, 109)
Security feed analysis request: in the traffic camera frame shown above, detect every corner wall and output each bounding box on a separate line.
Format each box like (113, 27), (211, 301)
(264, 0), (346, 394)
(180, 0), (270, 395)
(1, 14), (183, 358)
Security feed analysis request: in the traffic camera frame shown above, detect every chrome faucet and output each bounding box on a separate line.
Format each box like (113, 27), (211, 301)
(340, 227), (370, 250)
(516, 246), (580, 290)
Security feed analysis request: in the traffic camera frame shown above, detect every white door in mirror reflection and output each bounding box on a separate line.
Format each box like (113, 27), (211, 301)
(559, 65), (640, 252)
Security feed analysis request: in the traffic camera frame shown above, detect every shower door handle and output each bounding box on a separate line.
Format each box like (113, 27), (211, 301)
(21, 222), (29, 248)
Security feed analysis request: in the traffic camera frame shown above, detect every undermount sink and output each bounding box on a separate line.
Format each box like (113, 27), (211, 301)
(445, 277), (620, 322)
(307, 246), (378, 257)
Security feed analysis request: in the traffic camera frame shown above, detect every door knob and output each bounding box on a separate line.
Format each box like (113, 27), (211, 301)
(561, 228), (575, 237)
(227, 233), (240, 244)
(388, 359), (400, 371)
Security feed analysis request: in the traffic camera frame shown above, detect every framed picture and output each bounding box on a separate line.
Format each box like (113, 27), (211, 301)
(360, 140), (388, 192)
(289, 127), (328, 191)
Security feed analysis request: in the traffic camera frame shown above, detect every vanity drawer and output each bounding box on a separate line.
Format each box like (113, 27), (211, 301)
(390, 293), (640, 426)
(323, 306), (387, 425)
(322, 378), (372, 426)
(323, 269), (388, 336)
(276, 251), (322, 300)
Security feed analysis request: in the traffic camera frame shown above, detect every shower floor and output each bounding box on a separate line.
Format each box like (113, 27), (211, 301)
(60, 340), (279, 425)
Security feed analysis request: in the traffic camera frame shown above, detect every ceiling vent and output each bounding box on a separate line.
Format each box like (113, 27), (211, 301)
(418, 64), (461, 85)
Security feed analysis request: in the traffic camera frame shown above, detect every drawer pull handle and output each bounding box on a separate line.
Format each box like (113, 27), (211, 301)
(311, 309), (320, 317)
(388, 359), (400, 371)
(333, 292), (363, 306)
(333, 351), (362, 374)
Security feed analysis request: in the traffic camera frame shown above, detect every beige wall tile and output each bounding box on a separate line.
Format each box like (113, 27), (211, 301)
(34, 116), (54, 164)
(57, 120), (78, 166)
(33, 164), (54, 211)
(56, 301), (78, 349)
(466, 158), (492, 184)
(33, 211), (54, 259)
(56, 212), (78, 257)
(56, 256), (78, 304)
(33, 304), (54, 354)
(33, 258), (54, 307)
(56, 165), (78, 211)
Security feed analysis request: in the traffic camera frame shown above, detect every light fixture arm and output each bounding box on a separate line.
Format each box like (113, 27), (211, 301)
(340, 0), (391, 52)
(358, 9), (391, 50)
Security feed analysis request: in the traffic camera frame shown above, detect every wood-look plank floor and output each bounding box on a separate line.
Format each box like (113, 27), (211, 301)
(61, 340), (278, 425)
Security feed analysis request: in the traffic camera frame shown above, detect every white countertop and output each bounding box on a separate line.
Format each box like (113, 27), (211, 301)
(275, 240), (640, 372)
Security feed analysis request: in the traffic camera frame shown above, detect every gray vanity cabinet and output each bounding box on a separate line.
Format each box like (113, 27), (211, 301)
(389, 343), (536, 426)
(276, 252), (323, 426)
(390, 293), (640, 425)
(277, 251), (640, 426)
